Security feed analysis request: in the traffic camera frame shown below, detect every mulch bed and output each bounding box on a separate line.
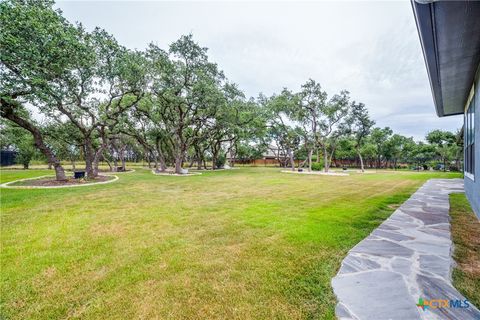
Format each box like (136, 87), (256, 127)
(11, 175), (114, 187)
(66, 169), (133, 173)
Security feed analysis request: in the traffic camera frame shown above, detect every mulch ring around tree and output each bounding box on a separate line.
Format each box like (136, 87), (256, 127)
(0, 175), (118, 189)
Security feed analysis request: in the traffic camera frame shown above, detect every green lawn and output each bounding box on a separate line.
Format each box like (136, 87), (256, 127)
(0, 167), (461, 319)
(450, 193), (480, 308)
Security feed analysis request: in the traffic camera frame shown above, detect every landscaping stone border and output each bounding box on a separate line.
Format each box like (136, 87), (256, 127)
(151, 170), (202, 176)
(189, 168), (240, 171)
(281, 170), (349, 176)
(0, 175), (119, 189)
(332, 178), (480, 320)
(103, 169), (135, 174)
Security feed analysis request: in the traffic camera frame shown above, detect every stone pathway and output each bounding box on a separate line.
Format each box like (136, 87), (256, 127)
(332, 179), (480, 320)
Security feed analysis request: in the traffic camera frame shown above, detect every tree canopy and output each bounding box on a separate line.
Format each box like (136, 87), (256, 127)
(0, 0), (464, 177)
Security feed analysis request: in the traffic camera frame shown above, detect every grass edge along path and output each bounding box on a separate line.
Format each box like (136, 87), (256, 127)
(449, 193), (480, 308)
(0, 168), (462, 319)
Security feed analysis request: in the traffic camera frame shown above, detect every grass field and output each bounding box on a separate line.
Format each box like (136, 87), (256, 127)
(450, 194), (480, 308)
(0, 167), (461, 319)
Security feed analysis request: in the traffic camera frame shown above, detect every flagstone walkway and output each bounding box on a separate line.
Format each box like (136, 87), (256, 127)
(332, 179), (480, 320)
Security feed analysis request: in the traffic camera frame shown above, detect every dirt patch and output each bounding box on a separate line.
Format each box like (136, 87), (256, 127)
(66, 168), (133, 173)
(10, 175), (114, 187)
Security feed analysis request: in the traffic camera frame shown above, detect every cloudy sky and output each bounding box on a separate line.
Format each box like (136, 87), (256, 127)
(56, 0), (462, 141)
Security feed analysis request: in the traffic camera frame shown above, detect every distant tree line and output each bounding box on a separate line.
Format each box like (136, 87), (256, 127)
(0, 0), (464, 180)
(256, 86), (463, 172)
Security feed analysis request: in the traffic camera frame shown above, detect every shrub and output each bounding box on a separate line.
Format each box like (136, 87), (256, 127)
(215, 154), (226, 168)
(311, 161), (323, 171)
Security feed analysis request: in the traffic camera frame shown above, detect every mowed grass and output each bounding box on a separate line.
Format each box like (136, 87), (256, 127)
(450, 194), (480, 308)
(0, 167), (461, 319)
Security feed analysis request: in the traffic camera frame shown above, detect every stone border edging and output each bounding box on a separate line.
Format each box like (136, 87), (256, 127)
(189, 168), (240, 171)
(151, 170), (202, 177)
(103, 169), (135, 174)
(281, 170), (349, 176)
(0, 175), (119, 189)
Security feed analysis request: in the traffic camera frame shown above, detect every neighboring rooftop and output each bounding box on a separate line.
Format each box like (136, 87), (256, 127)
(412, 0), (480, 117)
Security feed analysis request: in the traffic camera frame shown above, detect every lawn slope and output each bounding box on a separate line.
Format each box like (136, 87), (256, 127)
(0, 167), (461, 319)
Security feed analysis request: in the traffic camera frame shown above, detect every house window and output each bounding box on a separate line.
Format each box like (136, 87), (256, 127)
(465, 94), (475, 179)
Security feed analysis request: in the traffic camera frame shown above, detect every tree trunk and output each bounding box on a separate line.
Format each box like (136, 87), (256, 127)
(113, 156), (118, 172)
(93, 154), (101, 176)
(323, 146), (329, 172)
(105, 157), (113, 171)
(1, 101), (67, 181)
(153, 155), (159, 172)
(155, 139), (167, 172)
(119, 146), (126, 171)
(358, 149), (365, 172)
(288, 148), (295, 171)
(71, 159), (76, 171)
(212, 150), (219, 170)
(84, 139), (96, 179)
(328, 146), (336, 171)
(175, 153), (183, 174)
(157, 153), (167, 172)
(307, 149), (313, 172)
(211, 142), (221, 170)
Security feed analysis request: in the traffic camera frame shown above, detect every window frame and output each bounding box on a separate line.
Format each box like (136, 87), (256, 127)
(465, 85), (475, 180)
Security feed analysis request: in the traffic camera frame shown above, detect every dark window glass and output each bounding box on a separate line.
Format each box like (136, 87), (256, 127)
(465, 94), (475, 176)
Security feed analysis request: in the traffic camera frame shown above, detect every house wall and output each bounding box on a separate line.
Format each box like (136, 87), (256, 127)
(464, 68), (480, 219)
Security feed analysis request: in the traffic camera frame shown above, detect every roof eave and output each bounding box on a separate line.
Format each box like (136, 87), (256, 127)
(411, 0), (445, 117)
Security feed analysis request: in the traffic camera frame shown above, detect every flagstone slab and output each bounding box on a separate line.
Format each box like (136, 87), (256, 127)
(350, 239), (414, 258)
(418, 275), (480, 320)
(332, 270), (420, 320)
(332, 179), (480, 320)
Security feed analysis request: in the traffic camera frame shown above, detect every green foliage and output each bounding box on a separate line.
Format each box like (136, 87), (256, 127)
(0, 0), (464, 175)
(14, 140), (35, 169)
(0, 118), (37, 168)
(0, 0), (83, 101)
(235, 144), (264, 162)
(311, 161), (324, 171)
(215, 153), (226, 168)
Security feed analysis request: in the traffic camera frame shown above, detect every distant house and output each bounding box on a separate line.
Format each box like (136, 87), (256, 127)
(228, 145), (297, 166)
(412, 0), (480, 217)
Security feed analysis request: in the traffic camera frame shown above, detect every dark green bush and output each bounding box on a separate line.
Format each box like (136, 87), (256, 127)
(215, 154), (226, 168)
(311, 161), (323, 171)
